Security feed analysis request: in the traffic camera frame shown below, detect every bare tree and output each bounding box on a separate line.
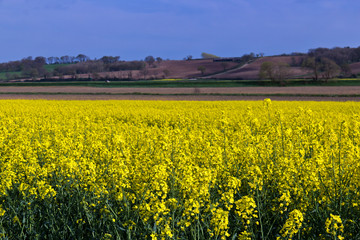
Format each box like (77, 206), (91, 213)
(60, 55), (72, 64)
(100, 56), (120, 64)
(47, 57), (56, 64)
(140, 68), (149, 79)
(34, 56), (46, 65)
(275, 62), (291, 83)
(156, 57), (163, 64)
(302, 57), (320, 81)
(259, 62), (275, 80)
(76, 54), (90, 63)
(145, 56), (155, 66)
(302, 57), (340, 81)
(197, 66), (206, 75)
(128, 71), (133, 80)
(163, 69), (170, 78)
(340, 63), (352, 77)
(54, 57), (60, 64)
(259, 61), (290, 83)
(321, 58), (340, 81)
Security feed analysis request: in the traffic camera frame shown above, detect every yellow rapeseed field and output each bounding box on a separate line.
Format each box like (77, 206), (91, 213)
(0, 99), (359, 239)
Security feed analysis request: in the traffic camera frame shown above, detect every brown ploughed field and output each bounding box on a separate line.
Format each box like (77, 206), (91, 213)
(0, 86), (359, 101)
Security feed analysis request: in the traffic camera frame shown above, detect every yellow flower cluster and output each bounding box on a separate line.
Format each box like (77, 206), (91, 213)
(0, 99), (359, 239)
(280, 209), (303, 239)
(325, 214), (344, 240)
(235, 196), (258, 240)
(235, 196), (257, 227)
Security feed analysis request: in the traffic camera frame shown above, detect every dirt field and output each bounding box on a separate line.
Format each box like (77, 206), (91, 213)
(0, 86), (360, 94)
(0, 86), (359, 101)
(71, 59), (239, 80)
(0, 94), (357, 101)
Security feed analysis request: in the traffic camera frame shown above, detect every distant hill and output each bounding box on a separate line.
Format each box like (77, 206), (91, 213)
(1, 46), (360, 81)
(2, 56), (360, 81)
(206, 56), (309, 79)
(206, 55), (360, 80)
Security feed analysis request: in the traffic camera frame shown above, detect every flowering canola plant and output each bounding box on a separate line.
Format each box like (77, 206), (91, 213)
(0, 99), (359, 239)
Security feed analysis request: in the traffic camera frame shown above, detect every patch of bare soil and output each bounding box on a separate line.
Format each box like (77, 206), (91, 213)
(0, 94), (358, 102)
(213, 56), (311, 79)
(113, 56), (360, 80)
(158, 60), (238, 79)
(350, 62), (360, 74)
(0, 86), (359, 101)
(0, 86), (360, 95)
(76, 59), (239, 80)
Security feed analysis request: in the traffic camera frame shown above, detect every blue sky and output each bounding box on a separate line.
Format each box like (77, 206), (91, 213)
(0, 0), (360, 62)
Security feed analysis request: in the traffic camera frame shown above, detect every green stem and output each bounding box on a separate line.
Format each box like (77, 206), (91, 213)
(256, 188), (265, 240)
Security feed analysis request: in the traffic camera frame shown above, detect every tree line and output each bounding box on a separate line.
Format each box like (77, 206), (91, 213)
(1, 47), (360, 81)
(259, 46), (360, 83)
(301, 46), (360, 80)
(53, 61), (145, 78)
(0, 54), (150, 80)
(0, 56), (47, 77)
(0, 54), (91, 72)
